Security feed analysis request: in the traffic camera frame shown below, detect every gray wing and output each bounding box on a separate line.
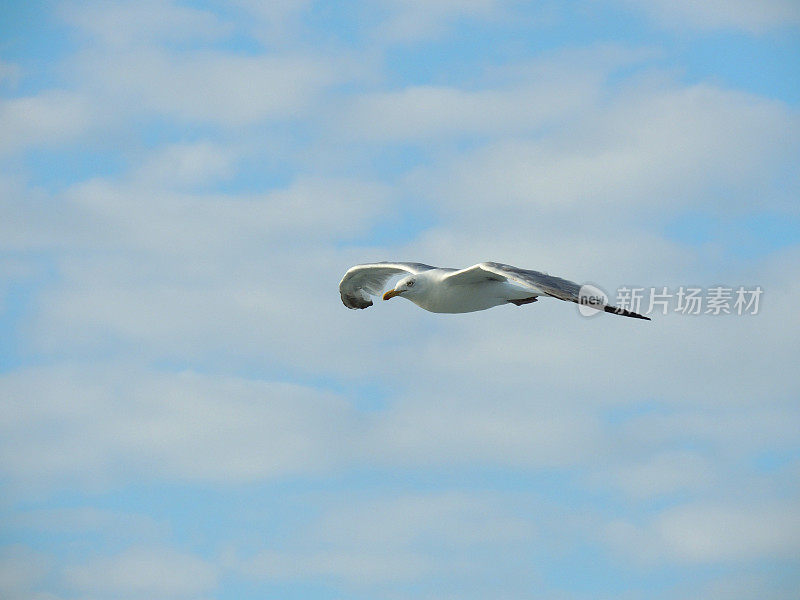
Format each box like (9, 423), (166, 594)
(339, 262), (436, 309)
(449, 262), (650, 320)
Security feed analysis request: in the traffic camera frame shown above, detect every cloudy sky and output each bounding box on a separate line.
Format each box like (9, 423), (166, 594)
(1, 1), (799, 598)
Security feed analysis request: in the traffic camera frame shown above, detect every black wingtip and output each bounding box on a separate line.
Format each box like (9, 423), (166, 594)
(604, 305), (651, 320)
(340, 293), (373, 310)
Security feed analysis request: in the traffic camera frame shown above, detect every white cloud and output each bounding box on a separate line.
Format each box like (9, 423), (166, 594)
(607, 502), (800, 564)
(64, 547), (218, 598)
(132, 141), (238, 187)
(339, 81), (595, 142)
(61, 0), (231, 48)
(315, 492), (536, 548)
(410, 81), (798, 218)
(623, 0), (800, 33)
(594, 451), (715, 499)
(336, 45), (655, 142)
(239, 491), (539, 586)
(19, 173), (390, 255)
(241, 548), (433, 585)
(232, 0), (313, 46)
(55, 1), (358, 128)
(0, 546), (51, 600)
(657, 503), (800, 562)
(233, 0), (312, 22)
(0, 362), (605, 490)
(369, 395), (605, 469)
(73, 48), (344, 125)
(378, 0), (508, 42)
(621, 404), (800, 456)
(0, 366), (361, 488)
(685, 572), (800, 600)
(5, 330), (796, 493)
(0, 164), (393, 367)
(0, 91), (93, 154)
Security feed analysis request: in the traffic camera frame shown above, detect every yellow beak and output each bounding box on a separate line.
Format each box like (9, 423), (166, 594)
(383, 289), (402, 300)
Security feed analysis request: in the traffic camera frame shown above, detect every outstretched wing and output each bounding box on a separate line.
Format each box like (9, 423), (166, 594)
(339, 262), (436, 309)
(444, 262), (650, 320)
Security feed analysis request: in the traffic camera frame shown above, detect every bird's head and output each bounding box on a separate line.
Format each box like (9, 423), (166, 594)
(383, 276), (420, 301)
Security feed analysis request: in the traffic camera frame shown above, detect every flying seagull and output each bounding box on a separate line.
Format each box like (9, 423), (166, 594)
(339, 261), (650, 320)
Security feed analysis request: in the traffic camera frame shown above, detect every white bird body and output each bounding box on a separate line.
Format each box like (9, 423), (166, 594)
(338, 261), (650, 320)
(406, 269), (540, 313)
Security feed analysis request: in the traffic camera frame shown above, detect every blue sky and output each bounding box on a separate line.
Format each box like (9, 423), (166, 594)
(1, 1), (799, 599)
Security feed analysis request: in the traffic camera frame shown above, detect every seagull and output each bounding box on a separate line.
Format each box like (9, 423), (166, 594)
(339, 261), (650, 320)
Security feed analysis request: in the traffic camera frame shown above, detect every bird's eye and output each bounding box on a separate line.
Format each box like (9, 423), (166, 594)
(407, 280), (414, 287)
